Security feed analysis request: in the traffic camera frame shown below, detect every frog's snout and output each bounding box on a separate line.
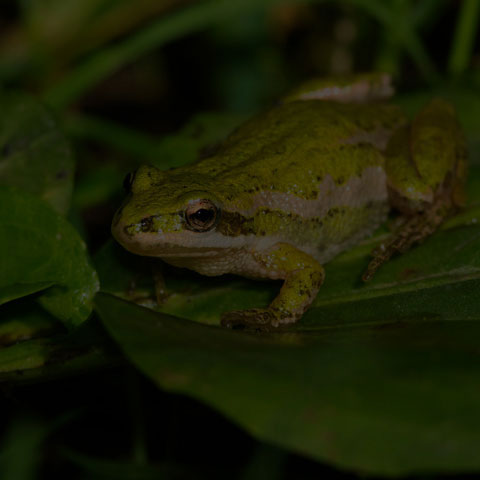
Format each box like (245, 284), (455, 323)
(111, 206), (136, 243)
(111, 212), (124, 243)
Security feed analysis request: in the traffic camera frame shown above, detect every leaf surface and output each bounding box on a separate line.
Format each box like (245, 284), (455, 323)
(0, 320), (117, 382)
(93, 121), (480, 477)
(0, 92), (74, 215)
(0, 187), (99, 326)
(96, 291), (480, 476)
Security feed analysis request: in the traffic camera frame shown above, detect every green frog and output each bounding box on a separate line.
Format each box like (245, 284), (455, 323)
(112, 74), (467, 330)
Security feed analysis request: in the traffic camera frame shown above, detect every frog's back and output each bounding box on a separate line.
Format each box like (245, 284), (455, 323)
(190, 100), (404, 264)
(197, 100), (405, 192)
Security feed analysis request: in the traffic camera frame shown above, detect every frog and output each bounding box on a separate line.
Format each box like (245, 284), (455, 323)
(112, 73), (467, 330)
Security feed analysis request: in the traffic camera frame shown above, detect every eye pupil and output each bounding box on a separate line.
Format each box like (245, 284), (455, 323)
(192, 208), (214, 223)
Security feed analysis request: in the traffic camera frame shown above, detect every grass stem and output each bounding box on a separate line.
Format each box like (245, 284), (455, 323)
(448, 0), (480, 76)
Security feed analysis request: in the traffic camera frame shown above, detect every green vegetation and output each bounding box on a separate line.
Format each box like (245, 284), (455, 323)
(0, 0), (479, 478)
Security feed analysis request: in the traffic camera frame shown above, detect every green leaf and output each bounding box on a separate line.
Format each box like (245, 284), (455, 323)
(0, 410), (80, 479)
(0, 92), (74, 215)
(0, 321), (118, 382)
(72, 164), (124, 210)
(0, 187), (99, 327)
(96, 291), (480, 476)
(447, 0), (480, 76)
(151, 112), (248, 169)
(61, 449), (186, 480)
(68, 111), (247, 211)
(94, 163), (480, 476)
(0, 415), (47, 480)
(42, 0), (309, 110)
(0, 299), (60, 347)
(94, 239), (154, 301)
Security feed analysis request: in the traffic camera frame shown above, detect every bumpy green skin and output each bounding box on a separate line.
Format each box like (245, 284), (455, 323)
(112, 75), (466, 330)
(385, 99), (467, 206)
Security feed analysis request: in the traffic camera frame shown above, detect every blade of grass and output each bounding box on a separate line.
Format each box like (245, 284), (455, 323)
(413, 0), (447, 27)
(66, 113), (161, 160)
(0, 416), (45, 480)
(351, 0), (439, 83)
(43, 0), (441, 109)
(448, 0), (480, 76)
(348, 0), (391, 24)
(42, 0), (310, 110)
(373, 0), (406, 75)
(400, 30), (440, 83)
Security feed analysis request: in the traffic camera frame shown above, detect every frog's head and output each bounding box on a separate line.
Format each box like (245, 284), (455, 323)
(112, 165), (230, 257)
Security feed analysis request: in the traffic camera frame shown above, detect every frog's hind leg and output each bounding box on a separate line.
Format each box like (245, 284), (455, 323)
(362, 99), (467, 282)
(362, 191), (454, 281)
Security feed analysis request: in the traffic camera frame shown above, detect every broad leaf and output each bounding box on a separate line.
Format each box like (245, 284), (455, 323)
(0, 320), (118, 382)
(96, 292), (480, 476)
(61, 449), (187, 480)
(0, 91), (74, 215)
(0, 187), (99, 327)
(94, 161), (480, 476)
(0, 299), (60, 347)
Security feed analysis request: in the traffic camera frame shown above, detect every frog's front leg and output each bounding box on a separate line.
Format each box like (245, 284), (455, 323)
(221, 244), (325, 330)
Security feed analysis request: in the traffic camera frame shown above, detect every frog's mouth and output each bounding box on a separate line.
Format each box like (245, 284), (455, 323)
(118, 238), (234, 259)
(112, 218), (249, 259)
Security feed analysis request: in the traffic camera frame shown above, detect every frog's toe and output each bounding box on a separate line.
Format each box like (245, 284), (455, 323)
(221, 309), (280, 332)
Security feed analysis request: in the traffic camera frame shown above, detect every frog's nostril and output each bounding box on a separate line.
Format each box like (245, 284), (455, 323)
(122, 225), (134, 237)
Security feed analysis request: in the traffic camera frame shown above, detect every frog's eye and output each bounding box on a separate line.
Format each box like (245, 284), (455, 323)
(123, 170), (137, 193)
(185, 199), (218, 232)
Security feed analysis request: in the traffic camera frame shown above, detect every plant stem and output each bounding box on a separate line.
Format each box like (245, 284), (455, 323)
(448, 0), (480, 76)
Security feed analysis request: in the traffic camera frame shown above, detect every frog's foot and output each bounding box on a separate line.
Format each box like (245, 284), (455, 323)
(362, 195), (453, 282)
(221, 308), (293, 332)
